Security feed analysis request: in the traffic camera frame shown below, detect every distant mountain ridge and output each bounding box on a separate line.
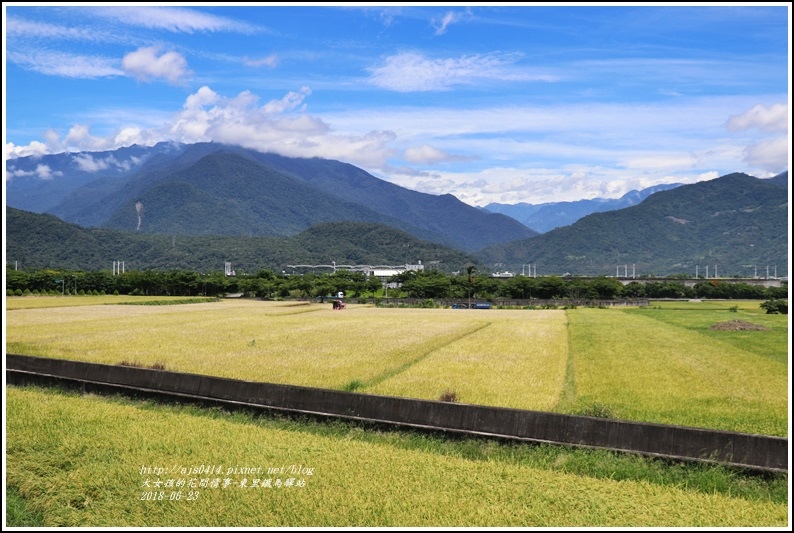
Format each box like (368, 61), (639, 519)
(6, 142), (536, 252)
(483, 183), (684, 233)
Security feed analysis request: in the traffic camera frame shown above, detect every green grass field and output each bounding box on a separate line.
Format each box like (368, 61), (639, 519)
(563, 306), (788, 435)
(5, 386), (788, 527)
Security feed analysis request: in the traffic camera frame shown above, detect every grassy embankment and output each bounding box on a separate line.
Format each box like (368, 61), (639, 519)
(5, 386), (788, 527)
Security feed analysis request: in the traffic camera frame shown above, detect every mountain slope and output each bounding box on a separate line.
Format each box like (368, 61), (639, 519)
(205, 147), (538, 250)
(476, 173), (789, 277)
(5, 207), (482, 273)
(99, 151), (431, 238)
(766, 170), (788, 189)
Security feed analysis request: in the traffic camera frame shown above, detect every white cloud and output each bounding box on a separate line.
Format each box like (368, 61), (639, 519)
(63, 124), (114, 152)
(261, 87), (311, 114)
(432, 10), (469, 36)
(114, 127), (144, 147)
(5, 167), (34, 181)
(72, 154), (140, 173)
(93, 6), (260, 34)
(379, 164), (721, 206)
(743, 136), (789, 172)
(403, 145), (474, 165)
(7, 50), (125, 78)
(141, 86), (396, 168)
(6, 16), (116, 43)
(5, 141), (49, 159)
(35, 164), (62, 180)
(122, 46), (191, 84)
(244, 54), (279, 68)
(5, 163), (62, 181)
(726, 103), (788, 133)
(618, 154), (699, 171)
(367, 52), (556, 92)
(72, 154), (110, 172)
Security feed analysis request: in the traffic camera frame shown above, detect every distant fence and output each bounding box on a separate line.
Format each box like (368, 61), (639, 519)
(6, 354), (786, 473)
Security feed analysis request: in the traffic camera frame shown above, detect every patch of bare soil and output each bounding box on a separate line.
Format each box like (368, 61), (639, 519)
(709, 320), (769, 331)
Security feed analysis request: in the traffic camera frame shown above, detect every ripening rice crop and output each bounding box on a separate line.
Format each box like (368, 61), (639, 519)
(365, 310), (568, 410)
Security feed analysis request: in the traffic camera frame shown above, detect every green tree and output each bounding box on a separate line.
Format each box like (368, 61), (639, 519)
(760, 299), (788, 314)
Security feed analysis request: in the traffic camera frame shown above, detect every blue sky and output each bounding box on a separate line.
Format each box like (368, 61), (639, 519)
(3, 3), (790, 206)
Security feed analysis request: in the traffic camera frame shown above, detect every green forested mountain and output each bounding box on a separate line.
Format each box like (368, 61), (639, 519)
(100, 151), (429, 238)
(476, 172), (789, 277)
(5, 207), (482, 273)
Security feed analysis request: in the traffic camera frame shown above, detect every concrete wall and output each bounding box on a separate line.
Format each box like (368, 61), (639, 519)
(6, 354), (787, 473)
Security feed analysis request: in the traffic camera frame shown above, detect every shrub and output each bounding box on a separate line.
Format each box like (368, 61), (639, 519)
(438, 390), (459, 403)
(760, 299), (788, 314)
(343, 380), (365, 392)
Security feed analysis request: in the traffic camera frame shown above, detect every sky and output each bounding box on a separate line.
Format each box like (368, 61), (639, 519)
(2, 2), (791, 206)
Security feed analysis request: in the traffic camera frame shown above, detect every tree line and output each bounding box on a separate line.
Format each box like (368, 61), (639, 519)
(5, 266), (787, 301)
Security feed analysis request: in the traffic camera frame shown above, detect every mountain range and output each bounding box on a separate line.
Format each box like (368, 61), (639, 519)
(482, 183), (683, 233)
(5, 142), (789, 277)
(6, 142), (536, 252)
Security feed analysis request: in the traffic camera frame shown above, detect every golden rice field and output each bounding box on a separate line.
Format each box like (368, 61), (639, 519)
(5, 296), (789, 435)
(6, 298), (567, 411)
(5, 386), (788, 527)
